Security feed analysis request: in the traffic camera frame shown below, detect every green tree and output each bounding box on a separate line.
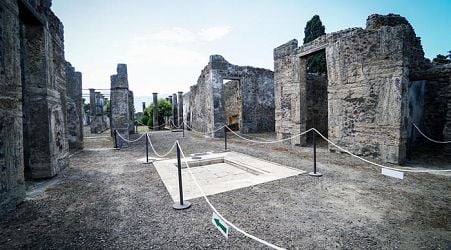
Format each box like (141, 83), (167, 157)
(303, 15), (327, 74)
(142, 99), (172, 129)
(432, 52), (451, 65)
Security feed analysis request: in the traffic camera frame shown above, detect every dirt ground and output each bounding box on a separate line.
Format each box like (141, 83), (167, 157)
(0, 127), (450, 249)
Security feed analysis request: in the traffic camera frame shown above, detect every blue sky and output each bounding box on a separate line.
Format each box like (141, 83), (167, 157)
(52, 0), (450, 105)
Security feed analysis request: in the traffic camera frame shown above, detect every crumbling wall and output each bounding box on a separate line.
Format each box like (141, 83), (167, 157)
(274, 14), (428, 164)
(190, 55), (274, 137)
(65, 62), (83, 150)
(1, 0), (69, 216)
(110, 64), (130, 143)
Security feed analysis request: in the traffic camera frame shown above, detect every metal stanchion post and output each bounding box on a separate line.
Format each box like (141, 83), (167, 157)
(182, 123), (185, 138)
(224, 126), (228, 151)
(114, 130), (119, 149)
(173, 141), (191, 210)
(309, 129), (322, 177)
(143, 133), (151, 164)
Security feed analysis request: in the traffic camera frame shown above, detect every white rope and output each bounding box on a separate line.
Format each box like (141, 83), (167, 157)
(136, 119), (166, 128)
(412, 122), (451, 144)
(311, 128), (451, 173)
(226, 126), (313, 144)
(146, 133), (177, 158)
(184, 122), (225, 136)
(170, 119), (183, 129)
(116, 132), (146, 143)
(176, 141), (285, 250)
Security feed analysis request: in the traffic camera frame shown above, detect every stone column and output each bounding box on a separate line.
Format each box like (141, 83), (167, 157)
(89, 88), (96, 133)
(153, 93), (159, 130)
(110, 64), (130, 144)
(168, 95), (172, 104)
(172, 94), (178, 127)
(444, 81), (451, 156)
(178, 91), (184, 127)
(142, 102), (146, 112)
(0, 0), (25, 216)
(65, 62), (83, 150)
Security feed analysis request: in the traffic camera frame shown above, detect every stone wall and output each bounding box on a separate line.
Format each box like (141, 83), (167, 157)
(65, 61), (83, 150)
(1, 0), (69, 217)
(110, 64), (130, 143)
(274, 14), (430, 164)
(189, 55), (274, 137)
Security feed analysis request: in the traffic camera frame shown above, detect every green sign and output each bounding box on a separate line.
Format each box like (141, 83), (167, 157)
(212, 212), (229, 238)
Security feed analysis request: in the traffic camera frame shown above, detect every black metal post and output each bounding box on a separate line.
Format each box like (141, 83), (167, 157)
(309, 130), (322, 177)
(173, 142), (191, 210)
(224, 126), (228, 151)
(143, 133), (151, 164)
(113, 130), (118, 149)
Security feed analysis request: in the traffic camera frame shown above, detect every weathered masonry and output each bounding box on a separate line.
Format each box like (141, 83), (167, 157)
(189, 55), (275, 137)
(110, 64), (134, 144)
(89, 89), (109, 134)
(66, 62), (83, 151)
(274, 14), (451, 164)
(1, 0), (73, 216)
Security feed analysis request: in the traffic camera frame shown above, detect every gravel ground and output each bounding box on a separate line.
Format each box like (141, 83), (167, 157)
(0, 127), (450, 249)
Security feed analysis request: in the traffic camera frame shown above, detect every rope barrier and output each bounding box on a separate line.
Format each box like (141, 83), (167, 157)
(311, 128), (451, 173)
(136, 120), (167, 129)
(412, 122), (451, 144)
(226, 126), (313, 144)
(170, 119), (183, 129)
(176, 141), (285, 250)
(184, 122), (226, 136)
(146, 133), (177, 158)
(116, 131), (146, 143)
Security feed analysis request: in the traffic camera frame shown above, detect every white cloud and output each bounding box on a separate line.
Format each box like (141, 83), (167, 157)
(133, 26), (231, 44)
(198, 26), (231, 42)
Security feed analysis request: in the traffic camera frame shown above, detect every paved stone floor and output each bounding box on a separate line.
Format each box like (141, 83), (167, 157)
(154, 151), (305, 201)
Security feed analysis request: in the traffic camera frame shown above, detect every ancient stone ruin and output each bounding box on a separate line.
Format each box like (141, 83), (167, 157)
(188, 55), (275, 137)
(89, 89), (110, 134)
(66, 62), (83, 151)
(0, 0), (79, 216)
(110, 64), (134, 144)
(274, 14), (451, 164)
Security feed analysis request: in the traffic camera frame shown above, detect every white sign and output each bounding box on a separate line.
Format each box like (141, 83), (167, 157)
(212, 212), (229, 238)
(381, 168), (404, 179)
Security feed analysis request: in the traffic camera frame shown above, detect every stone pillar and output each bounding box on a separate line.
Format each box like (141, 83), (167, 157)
(178, 91), (184, 127)
(172, 94), (178, 127)
(110, 64), (130, 144)
(0, 0), (25, 216)
(444, 81), (451, 156)
(152, 93), (159, 130)
(65, 62), (83, 150)
(142, 102), (146, 112)
(89, 88), (96, 133)
(168, 95), (172, 104)
(128, 90), (134, 134)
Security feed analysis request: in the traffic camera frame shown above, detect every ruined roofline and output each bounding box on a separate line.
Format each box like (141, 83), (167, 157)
(208, 54), (273, 74)
(275, 13), (416, 60)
